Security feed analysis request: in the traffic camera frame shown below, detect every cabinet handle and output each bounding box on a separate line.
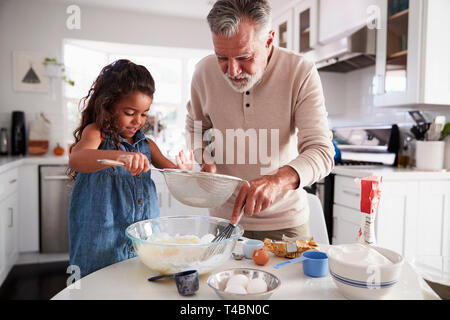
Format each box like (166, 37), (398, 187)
(9, 179), (17, 184)
(43, 175), (71, 180)
(343, 190), (360, 197)
(8, 207), (13, 228)
(168, 194), (172, 208)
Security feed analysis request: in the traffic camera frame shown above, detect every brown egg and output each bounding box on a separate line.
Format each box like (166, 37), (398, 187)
(252, 248), (270, 266)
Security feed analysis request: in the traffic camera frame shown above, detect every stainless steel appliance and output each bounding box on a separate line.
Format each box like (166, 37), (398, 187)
(306, 27), (377, 73)
(0, 128), (8, 155)
(39, 165), (72, 253)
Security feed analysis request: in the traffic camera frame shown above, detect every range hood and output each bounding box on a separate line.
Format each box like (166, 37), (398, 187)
(306, 27), (377, 73)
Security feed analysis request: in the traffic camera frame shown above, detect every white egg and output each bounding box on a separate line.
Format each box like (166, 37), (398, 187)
(247, 278), (268, 294)
(224, 284), (247, 294)
(226, 274), (249, 289)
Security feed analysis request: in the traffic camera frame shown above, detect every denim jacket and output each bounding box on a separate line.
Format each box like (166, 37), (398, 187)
(68, 129), (159, 278)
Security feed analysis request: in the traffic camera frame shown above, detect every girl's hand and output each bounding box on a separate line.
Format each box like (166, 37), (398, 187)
(175, 150), (195, 171)
(116, 152), (150, 176)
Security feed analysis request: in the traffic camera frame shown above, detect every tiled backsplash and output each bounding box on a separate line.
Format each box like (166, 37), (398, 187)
(0, 110), (66, 154)
(320, 66), (450, 129)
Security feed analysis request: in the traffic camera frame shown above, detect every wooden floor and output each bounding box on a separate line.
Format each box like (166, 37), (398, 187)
(0, 261), (69, 300)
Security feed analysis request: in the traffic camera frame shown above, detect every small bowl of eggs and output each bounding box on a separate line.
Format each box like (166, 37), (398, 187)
(207, 268), (281, 300)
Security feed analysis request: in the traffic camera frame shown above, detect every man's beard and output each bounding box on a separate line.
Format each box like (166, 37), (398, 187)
(222, 68), (265, 93)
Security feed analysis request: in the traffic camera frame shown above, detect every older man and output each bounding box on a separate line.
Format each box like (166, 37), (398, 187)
(185, 0), (334, 241)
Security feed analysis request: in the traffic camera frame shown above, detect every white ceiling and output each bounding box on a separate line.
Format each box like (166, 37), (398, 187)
(49, 0), (288, 19)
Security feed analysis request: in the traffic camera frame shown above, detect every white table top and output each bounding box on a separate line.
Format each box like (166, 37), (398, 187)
(52, 244), (440, 300)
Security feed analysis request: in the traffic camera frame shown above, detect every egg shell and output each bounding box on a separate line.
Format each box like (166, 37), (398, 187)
(224, 284), (247, 294)
(226, 274), (249, 289)
(247, 278), (267, 294)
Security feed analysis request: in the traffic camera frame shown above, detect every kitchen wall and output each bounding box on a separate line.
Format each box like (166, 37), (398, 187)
(320, 66), (450, 129)
(0, 0), (212, 151)
(2, 0), (449, 150)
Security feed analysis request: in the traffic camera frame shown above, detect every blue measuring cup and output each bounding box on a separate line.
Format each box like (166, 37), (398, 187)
(274, 251), (329, 277)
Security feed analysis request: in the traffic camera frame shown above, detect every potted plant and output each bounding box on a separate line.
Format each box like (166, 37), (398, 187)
(43, 57), (75, 86)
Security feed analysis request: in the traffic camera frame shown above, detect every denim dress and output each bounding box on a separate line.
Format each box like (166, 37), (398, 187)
(68, 129), (160, 278)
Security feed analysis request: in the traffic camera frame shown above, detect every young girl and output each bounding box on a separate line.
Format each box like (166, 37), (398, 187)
(68, 59), (193, 278)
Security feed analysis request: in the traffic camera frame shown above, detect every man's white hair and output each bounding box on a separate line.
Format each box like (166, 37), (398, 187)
(207, 0), (272, 42)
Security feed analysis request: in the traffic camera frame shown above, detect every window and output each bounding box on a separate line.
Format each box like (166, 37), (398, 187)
(63, 39), (212, 157)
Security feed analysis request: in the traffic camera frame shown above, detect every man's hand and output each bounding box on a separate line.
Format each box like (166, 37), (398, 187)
(230, 166), (300, 224)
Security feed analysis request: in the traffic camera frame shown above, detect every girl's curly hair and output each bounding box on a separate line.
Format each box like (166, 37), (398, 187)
(67, 59), (155, 179)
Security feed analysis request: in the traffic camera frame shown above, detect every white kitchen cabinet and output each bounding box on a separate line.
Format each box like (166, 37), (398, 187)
(293, 0), (319, 54)
(319, 0), (380, 44)
(0, 169), (19, 286)
(333, 173), (450, 261)
(332, 204), (360, 245)
(376, 180), (419, 257)
(3, 192), (19, 270)
(414, 181), (450, 259)
(374, 0), (450, 107)
(273, 8), (294, 51)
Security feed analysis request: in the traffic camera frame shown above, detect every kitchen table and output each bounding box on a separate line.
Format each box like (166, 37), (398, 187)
(52, 244), (440, 300)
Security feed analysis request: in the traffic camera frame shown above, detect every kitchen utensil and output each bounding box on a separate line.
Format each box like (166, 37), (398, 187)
(327, 244), (404, 300)
(274, 251), (329, 277)
(207, 268), (281, 300)
(409, 110), (428, 126)
(97, 159), (247, 208)
(148, 270), (199, 296)
(426, 116), (446, 141)
(149, 270), (199, 296)
(201, 198), (248, 260)
(148, 269), (196, 282)
(242, 239), (264, 259)
(409, 111), (431, 141)
(125, 216), (244, 275)
(174, 269), (199, 296)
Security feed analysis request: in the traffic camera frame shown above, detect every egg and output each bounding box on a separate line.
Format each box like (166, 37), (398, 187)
(224, 284), (247, 294)
(226, 274), (249, 289)
(252, 248), (270, 266)
(247, 278), (268, 294)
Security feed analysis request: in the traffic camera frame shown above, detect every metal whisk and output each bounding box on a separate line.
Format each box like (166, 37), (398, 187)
(202, 208), (245, 260)
(202, 181), (249, 260)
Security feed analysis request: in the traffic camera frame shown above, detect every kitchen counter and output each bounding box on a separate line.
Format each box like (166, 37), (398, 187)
(52, 245), (440, 300)
(0, 155), (68, 174)
(332, 165), (450, 180)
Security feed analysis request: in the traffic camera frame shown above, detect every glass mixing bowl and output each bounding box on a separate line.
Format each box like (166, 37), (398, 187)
(125, 216), (244, 275)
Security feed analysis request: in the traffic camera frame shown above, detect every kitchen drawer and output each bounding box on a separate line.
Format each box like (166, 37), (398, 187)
(332, 204), (361, 245)
(334, 175), (360, 210)
(0, 168), (19, 201)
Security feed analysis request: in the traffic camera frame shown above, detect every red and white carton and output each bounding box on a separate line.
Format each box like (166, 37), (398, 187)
(356, 176), (383, 245)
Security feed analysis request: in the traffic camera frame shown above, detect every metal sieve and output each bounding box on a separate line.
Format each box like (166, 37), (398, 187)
(97, 159), (247, 208)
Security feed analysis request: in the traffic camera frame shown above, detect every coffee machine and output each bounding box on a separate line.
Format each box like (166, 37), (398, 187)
(11, 111), (26, 156)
